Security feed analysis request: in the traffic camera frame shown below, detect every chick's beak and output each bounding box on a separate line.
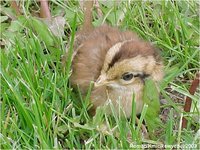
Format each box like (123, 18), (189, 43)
(94, 74), (108, 87)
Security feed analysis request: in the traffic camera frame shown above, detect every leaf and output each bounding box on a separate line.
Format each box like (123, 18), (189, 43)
(0, 16), (8, 23)
(0, 6), (17, 20)
(100, 1), (115, 8)
(143, 79), (162, 135)
(8, 20), (22, 32)
(41, 16), (66, 37)
(65, 8), (78, 25)
(93, 107), (105, 126)
(106, 9), (125, 26)
(0, 23), (9, 34)
(160, 65), (179, 89)
(74, 122), (95, 130)
(28, 17), (54, 47)
(57, 125), (69, 133)
(93, 17), (104, 27)
(165, 110), (176, 144)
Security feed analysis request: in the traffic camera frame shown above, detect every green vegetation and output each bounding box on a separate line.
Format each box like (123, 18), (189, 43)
(1, 1), (199, 149)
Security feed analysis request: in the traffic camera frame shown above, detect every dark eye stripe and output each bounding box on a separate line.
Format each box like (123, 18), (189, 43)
(122, 72), (150, 81)
(134, 73), (150, 79)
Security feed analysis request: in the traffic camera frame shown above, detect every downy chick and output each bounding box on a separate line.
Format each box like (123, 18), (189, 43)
(68, 1), (164, 117)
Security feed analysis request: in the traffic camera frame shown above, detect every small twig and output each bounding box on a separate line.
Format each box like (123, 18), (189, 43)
(182, 72), (200, 129)
(39, 0), (51, 18)
(10, 1), (21, 16)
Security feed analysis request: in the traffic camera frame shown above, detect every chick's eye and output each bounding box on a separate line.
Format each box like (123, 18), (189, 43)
(122, 72), (133, 81)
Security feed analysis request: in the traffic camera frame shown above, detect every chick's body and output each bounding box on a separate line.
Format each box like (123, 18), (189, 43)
(71, 25), (163, 117)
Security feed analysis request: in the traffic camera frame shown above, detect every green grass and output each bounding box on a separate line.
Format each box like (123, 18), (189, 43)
(1, 0), (199, 149)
